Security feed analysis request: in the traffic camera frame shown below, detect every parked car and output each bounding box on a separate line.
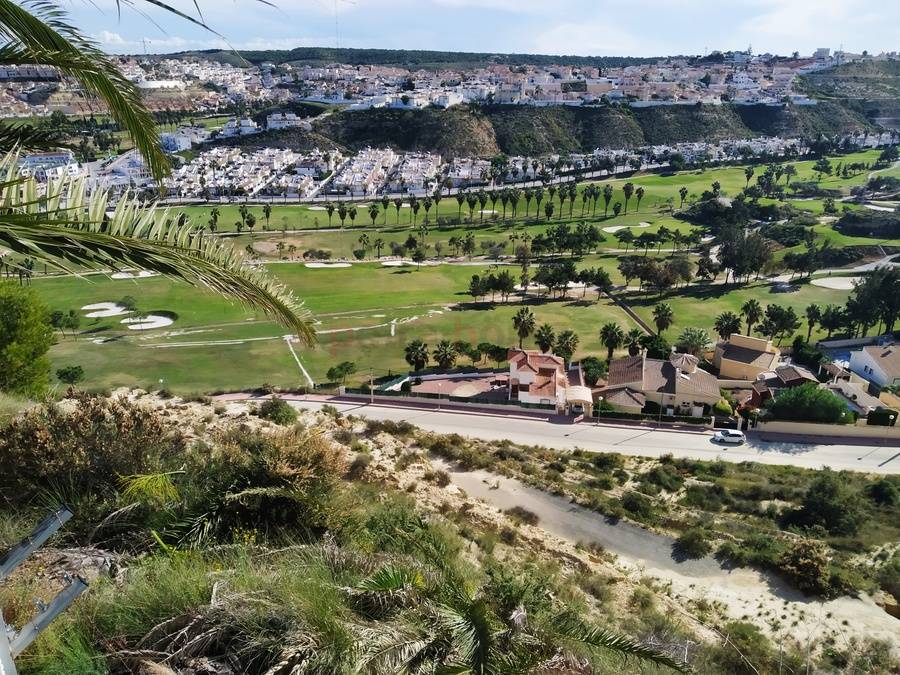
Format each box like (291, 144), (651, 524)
(713, 429), (746, 445)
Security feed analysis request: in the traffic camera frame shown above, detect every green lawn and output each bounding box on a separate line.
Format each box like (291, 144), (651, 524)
(35, 262), (640, 393)
(626, 278), (855, 343)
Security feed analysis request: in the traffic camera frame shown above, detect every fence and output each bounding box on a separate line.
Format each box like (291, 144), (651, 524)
(755, 419), (900, 441)
(341, 388), (556, 413)
(588, 410), (712, 426)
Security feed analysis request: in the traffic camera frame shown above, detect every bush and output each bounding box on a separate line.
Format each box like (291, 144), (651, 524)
(504, 506), (539, 526)
(56, 365), (85, 385)
(639, 465), (683, 493)
(0, 392), (184, 506)
(867, 478), (899, 506)
(258, 397), (298, 425)
(675, 527), (712, 559)
(788, 470), (866, 536)
(776, 539), (832, 596)
(620, 491), (655, 521)
(590, 453), (625, 471)
(683, 483), (732, 511)
(765, 382), (851, 424)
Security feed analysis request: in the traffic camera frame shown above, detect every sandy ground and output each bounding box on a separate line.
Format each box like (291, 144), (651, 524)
(441, 464), (899, 650)
(121, 315), (174, 330)
(110, 271), (158, 279)
(82, 302), (129, 318)
(811, 276), (861, 290)
(304, 262), (352, 268)
(252, 237), (305, 255)
(603, 221), (651, 233)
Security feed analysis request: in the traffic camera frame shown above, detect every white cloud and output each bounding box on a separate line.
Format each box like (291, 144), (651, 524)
(532, 21), (645, 56)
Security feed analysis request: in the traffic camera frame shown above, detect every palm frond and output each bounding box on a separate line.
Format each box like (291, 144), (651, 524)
(0, 121), (64, 153)
(0, 0), (169, 179)
(119, 471), (182, 505)
(549, 613), (691, 673)
(0, 157), (315, 340)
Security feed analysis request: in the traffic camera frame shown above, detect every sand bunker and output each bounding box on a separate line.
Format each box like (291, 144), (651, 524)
(307, 206), (326, 211)
(381, 260), (412, 267)
(479, 209), (496, 215)
(82, 302), (129, 318)
(603, 222), (651, 234)
(304, 262), (351, 268)
(110, 270), (158, 280)
(121, 315), (174, 330)
(811, 276), (861, 290)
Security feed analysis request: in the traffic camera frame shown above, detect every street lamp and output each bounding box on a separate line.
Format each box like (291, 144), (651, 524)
(437, 382), (443, 411)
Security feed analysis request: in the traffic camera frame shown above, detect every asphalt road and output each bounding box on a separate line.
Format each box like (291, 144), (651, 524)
(286, 399), (900, 474)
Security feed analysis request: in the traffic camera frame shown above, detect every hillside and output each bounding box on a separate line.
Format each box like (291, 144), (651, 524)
(168, 46), (659, 70)
(211, 102), (877, 158)
(800, 61), (900, 102)
(312, 106), (500, 158)
(735, 101), (873, 138)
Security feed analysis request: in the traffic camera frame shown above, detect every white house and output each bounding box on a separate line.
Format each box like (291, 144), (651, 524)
(266, 112), (309, 131)
(849, 344), (900, 388)
(221, 117), (260, 138)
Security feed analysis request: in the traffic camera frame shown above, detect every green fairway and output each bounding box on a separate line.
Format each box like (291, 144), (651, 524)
(626, 278), (855, 343)
(35, 262), (640, 393)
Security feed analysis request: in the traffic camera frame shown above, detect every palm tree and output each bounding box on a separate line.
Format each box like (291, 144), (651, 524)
(262, 203), (272, 230)
(381, 195), (391, 224)
(394, 197), (403, 225)
(678, 186), (688, 209)
(554, 329), (579, 364)
(635, 186), (645, 212)
(325, 202), (335, 228)
(404, 339), (429, 371)
(784, 164), (798, 185)
(805, 303), (822, 341)
(622, 182), (635, 214)
(652, 303), (674, 334)
(744, 166), (755, 187)
(355, 555), (687, 674)
(534, 323), (555, 353)
(337, 204), (348, 229)
(368, 204), (380, 227)
(741, 299), (762, 335)
(373, 238), (385, 258)
(432, 340), (457, 370)
(625, 327), (644, 356)
(600, 322), (625, 361)
(677, 327), (712, 357)
(713, 311), (742, 341)
(512, 307), (536, 348)
(602, 183), (614, 217)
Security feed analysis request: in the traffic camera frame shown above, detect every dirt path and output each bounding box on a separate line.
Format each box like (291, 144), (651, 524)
(437, 461), (899, 649)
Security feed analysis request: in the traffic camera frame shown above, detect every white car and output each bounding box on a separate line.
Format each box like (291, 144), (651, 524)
(713, 429), (746, 445)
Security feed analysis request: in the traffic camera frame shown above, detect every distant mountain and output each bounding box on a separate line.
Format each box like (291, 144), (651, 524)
(166, 46), (662, 70)
(212, 102), (874, 159)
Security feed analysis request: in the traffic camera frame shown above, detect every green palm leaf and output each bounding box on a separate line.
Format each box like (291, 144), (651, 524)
(549, 612), (691, 672)
(0, 0), (169, 179)
(0, 158), (315, 341)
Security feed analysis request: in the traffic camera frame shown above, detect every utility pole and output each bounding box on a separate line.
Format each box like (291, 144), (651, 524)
(1, 507), (88, 675)
(369, 367), (374, 404)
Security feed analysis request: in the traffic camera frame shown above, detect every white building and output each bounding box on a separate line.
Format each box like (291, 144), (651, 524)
(221, 117), (260, 137)
(849, 343), (900, 388)
(266, 112), (309, 131)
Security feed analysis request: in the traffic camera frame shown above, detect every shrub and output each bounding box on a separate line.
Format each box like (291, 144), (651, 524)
(675, 527), (712, 559)
(620, 491), (655, 521)
(504, 506), (539, 526)
(639, 465), (683, 493)
(346, 452), (372, 480)
(257, 397), (298, 425)
(776, 539), (832, 596)
(765, 382), (851, 424)
(788, 470), (866, 536)
(867, 478), (899, 506)
(56, 365), (85, 385)
(683, 483), (732, 511)
(429, 470), (451, 487)
(0, 392), (184, 506)
(590, 453), (625, 471)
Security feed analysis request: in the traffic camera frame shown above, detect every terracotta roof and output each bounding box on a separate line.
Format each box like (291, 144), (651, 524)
(608, 354), (719, 400)
(602, 387), (646, 409)
(774, 365), (818, 386)
(507, 348), (565, 374)
(861, 344), (900, 378)
(669, 352), (699, 373)
(607, 355), (644, 387)
(529, 368), (560, 398)
(719, 343), (780, 368)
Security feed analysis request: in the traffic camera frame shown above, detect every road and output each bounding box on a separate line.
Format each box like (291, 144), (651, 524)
(284, 399), (900, 474)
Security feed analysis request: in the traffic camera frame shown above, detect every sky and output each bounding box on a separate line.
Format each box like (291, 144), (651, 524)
(68, 0), (900, 58)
